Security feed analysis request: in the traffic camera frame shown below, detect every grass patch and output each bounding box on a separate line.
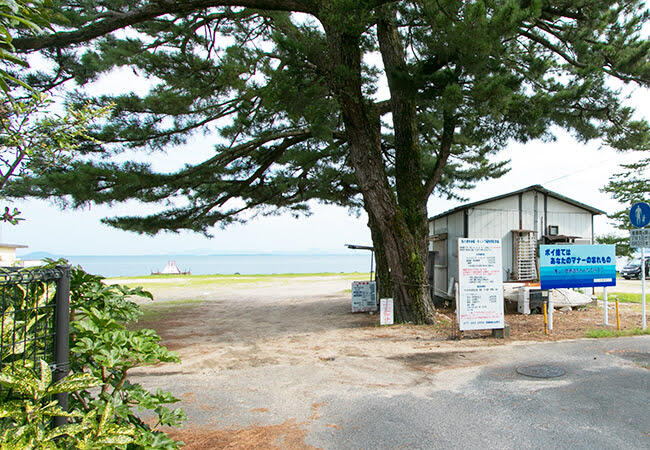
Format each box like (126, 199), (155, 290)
(585, 328), (650, 338)
(138, 299), (204, 322)
(113, 272), (370, 281)
(111, 272), (372, 290)
(595, 292), (649, 304)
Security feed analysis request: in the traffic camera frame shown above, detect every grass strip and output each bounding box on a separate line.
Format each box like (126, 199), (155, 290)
(585, 328), (650, 338)
(594, 292), (649, 304)
(111, 272), (373, 289)
(112, 272), (370, 281)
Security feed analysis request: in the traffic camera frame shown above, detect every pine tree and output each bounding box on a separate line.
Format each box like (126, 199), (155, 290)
(600, 150), (649, 256)
(6, 0), (650, 323)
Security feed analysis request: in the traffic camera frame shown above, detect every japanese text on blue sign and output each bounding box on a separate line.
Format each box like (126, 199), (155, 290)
(539, 244), (616, 290)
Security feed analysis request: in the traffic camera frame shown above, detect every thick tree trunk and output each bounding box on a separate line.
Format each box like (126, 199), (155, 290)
(323, 20), (435, 324)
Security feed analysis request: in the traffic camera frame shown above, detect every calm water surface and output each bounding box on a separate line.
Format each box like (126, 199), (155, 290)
(57, 253), (373, 277)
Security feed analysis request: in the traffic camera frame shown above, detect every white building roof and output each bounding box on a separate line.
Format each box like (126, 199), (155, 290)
(428, 185), (606, 221)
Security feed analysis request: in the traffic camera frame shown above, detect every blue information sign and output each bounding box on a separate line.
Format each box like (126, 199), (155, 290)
(539, 244), (616, 290)
(630, 202), (650, 228)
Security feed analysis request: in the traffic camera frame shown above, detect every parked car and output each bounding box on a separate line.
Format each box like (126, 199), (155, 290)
(620, 257), (650, 279)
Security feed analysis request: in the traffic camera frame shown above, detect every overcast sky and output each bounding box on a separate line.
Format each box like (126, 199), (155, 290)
(3, 58), (648, 256)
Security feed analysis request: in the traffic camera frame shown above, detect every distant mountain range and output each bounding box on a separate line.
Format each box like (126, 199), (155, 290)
(20, 251), (60, 259)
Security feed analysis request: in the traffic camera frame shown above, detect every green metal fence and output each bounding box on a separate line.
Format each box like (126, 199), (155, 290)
(0, 265), (71, 425)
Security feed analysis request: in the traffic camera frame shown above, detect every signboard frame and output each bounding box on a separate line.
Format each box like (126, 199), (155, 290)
(457, 238), (505, 331)
(380, 298), (394, 325)
(539, 244), (616, 290)
(351, 280), (377, 313)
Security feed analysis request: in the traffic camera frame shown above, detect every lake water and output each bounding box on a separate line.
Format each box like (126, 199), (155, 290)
(57, 253), (373, 277)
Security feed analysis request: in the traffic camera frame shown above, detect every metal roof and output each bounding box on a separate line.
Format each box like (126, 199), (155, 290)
(428, 185), (606, 221)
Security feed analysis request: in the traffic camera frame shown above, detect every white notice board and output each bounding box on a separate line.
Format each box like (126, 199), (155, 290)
(457, 238), (504, 331)
(380, 298), (393, 325)
(351, 281), (377, 312)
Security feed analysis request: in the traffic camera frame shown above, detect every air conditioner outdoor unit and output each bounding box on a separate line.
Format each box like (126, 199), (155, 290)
(517, 287), (550, 315)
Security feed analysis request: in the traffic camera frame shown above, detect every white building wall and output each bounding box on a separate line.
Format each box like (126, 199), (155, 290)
(522, 191), (547, 235)
(468, 195), (520, 281)
(546, 197), (593, 241)
(521, 191), (535, 231)
(429, 212), (463, 295)
(443, 212), (464, 293)
(0, 247), (17, 265)
(429, 216), (449, 250)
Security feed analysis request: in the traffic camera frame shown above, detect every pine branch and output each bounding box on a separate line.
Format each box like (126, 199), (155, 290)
(13, 0), (317, 51)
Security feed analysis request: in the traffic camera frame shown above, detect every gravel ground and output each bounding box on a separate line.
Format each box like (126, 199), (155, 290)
(123, 275), (649, 448)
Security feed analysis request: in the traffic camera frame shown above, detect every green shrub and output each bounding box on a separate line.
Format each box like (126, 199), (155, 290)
(0, 262), (186, 448)
(0, 359), (136, 449)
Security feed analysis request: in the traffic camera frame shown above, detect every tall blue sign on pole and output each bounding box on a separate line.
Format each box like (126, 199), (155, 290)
(629, 202), (650, 228)
(629, 201), (649, 330)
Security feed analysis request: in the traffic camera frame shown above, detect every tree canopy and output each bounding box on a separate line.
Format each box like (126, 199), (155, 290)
(0, 0), (109, 224)
(5, 0), (650, 322)
(599, 147), (649, 257)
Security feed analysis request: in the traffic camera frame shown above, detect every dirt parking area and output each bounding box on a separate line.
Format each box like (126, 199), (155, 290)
(125, 275), (648, 448)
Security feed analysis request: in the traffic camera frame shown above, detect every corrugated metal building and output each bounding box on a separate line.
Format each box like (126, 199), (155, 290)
(427, 185), (605, 300)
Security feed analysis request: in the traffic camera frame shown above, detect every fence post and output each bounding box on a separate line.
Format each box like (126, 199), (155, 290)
(53, 265), (71, 427)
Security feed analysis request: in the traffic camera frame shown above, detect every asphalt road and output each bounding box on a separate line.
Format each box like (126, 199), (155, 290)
(136, 336), (649, 449)
(307, 337), (649, 449)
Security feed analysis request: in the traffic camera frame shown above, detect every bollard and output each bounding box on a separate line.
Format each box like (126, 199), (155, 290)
(543, 300), (548, 335)
(615, 298), (620, 331)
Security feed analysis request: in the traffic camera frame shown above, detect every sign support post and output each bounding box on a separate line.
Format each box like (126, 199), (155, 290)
(603, 286), (608, 326)
(548, 292), (553, 330)
(642, 247), (646, 330)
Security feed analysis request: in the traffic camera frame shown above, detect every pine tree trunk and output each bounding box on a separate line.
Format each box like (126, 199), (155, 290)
(324, 23), (436, 324)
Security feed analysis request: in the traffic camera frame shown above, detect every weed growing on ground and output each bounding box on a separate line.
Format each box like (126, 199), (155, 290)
(585, 328), (650, 338)
(595, 292), (649, 304)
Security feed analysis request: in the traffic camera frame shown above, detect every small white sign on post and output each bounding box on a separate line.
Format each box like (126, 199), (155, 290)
(457, 238), (505, 331)
(630, 228), (650, 248)
(380, 298), (394, 325)
(351, 281), (377, 312)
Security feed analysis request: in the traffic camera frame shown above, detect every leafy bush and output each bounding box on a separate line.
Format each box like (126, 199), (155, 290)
(0, 359), (135, 448)
(0, 263), (186, 448)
